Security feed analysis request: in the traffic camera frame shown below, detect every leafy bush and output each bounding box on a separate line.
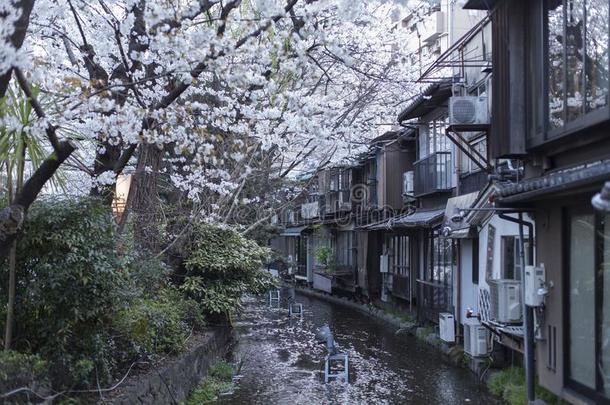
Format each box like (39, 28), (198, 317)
(125, 253), (172, 295)
(487, 367), (563, 405)
(186, 361), (234, 404)
(180, 224), (276, 317)
(314, 246), (336, 271)
(0, 197), (130, 387)
(0, 198), (217, 393)
(114, 288), (204, 359)
(314, 246), (331, 265)
(208, 360), (234, 381)
(0, 351), (48, 402)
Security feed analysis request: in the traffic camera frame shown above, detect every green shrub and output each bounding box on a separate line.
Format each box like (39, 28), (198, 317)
(0, 351), (48, 402)
(314, 246), (331, 265)
(487, 367), (563, 405)
(488, 367), (522, 396)
(209, 360), (234, 381)
(125, 254), (172, 295)
(114, 288), (202, 358)
(0, 197), (131, 388)
(180, 224), (276, 316)
(186, 361), (234, 404)
(0, 198), (215, 393)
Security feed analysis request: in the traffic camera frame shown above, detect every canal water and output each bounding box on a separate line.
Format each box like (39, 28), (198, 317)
(218, 290), (499, 404)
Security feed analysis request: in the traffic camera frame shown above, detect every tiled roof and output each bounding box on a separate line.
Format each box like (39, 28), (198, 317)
(392, 209), (445, 228)
(497, 159), (610, 202)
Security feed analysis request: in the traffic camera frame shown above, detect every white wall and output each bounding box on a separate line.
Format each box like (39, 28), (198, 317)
(477, 213), (535, 291)
(455, 213), (535, 323)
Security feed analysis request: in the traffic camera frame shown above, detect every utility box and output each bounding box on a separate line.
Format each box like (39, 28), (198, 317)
(439, 312), (455, 343)
(464, 318), (489, 357)
(379, 255), (389, 273)
(524, 265), (546, 307)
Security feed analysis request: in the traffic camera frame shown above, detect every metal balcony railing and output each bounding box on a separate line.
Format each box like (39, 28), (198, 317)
(413, 151), (453, 196)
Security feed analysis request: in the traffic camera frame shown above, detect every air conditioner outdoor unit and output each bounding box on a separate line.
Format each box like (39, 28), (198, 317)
(449, 96), (489, 125)
(439, 312), (455, 343)
(379, 254), (389, 273)
(488, 279), (522, 324)
(464, 318), (489, 357)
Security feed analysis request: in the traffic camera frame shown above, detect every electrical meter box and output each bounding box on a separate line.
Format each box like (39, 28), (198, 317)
(524, 265), (546, 307)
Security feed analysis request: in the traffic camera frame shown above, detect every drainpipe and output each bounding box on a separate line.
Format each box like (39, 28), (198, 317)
(498, 212), (535, 404)
(456, 239), (461, 339)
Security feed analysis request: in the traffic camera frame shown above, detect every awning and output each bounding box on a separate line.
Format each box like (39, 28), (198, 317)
(364, 218), (394, 231)
(280, 226), (307, 236)
(466, 184), (496, 226)
(442, 192), (480, 238)
(392, 209), (445, 228)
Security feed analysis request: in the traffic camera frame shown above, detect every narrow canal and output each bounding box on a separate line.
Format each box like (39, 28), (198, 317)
(218, 289), (499, 404)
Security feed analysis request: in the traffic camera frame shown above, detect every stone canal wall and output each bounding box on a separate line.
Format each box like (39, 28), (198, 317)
(106, 327), (233, 404)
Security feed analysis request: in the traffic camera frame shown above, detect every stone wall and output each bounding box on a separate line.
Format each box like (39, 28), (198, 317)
(107, 327), (233, 404)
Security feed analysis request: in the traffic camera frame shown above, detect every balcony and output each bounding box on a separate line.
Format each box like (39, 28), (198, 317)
(421, 11), (445, 45)
(301, 201), (319, 220)
(325, 190), (351, 214)
(414, 151), (453, 197)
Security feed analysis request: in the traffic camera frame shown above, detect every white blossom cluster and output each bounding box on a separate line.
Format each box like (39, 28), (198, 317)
(4, 0), (427, 217)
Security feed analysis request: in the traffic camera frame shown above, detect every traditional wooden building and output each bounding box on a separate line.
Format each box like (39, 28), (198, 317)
(465, 0), (610, 403)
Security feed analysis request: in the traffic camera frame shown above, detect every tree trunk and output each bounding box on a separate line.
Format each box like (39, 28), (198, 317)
(4, 134), (26, 350)
(4, 241), (17, 350)
(0, 0), (36, 99)
(129, 143), (163, 253)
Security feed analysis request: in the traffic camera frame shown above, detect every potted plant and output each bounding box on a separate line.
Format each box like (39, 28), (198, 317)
(314, 246), (336, 273)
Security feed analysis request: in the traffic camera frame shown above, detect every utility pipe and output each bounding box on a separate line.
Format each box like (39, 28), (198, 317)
(498, 212), (535, 404)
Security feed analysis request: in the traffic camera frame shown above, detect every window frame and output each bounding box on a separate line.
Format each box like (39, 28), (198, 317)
(532, 0), (610, 146)
(419, 111), (451, 158)
(563, 205), (610, 403)
(500, 235), (532, 280)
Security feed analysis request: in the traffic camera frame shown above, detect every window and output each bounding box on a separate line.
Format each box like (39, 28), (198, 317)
(421, 229), (455, 316)
(367, 160), (378, 206)
(389, 235), (410, 276)
(461, 136), (488, 174)
(427, 229), (455, 286)
(501, 236), (532, 280)
(565, 209), (610, 401)
(546, 0), (609, 132)
(420, 114), (451, 158)
(335, 231), (354, 267)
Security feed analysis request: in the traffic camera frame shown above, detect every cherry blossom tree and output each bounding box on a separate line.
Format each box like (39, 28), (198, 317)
(0, 0), (425, 253)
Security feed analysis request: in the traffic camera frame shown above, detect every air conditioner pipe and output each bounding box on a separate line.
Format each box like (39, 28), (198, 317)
(498, 212), (535, 404)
